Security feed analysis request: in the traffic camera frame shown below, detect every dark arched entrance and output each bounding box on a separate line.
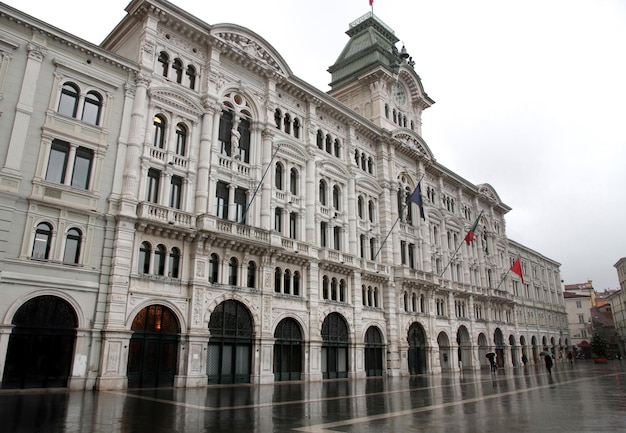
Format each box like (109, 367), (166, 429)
(127, 305), (180, 388)
(408, 322), (427, 374)
(364, 326), (384, 377)
(494, 328), (505, 368)
(321, 313), (349, 379)
(207, 300), (253, 384)
(3, 295), (77, 389)
(273, 318), (303, 381)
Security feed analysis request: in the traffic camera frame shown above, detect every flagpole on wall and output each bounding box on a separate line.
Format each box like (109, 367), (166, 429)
(439, 211), (483, 279)
(494, 257), (524, 291)
(241, 143), (283, 224)
(372, 173), (425, 262)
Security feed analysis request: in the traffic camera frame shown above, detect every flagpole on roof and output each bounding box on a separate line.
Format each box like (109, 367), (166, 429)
(372, 173), (425, 261)
(439, 210), (483, 279)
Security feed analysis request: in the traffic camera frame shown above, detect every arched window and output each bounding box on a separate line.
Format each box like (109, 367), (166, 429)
(229, 257), (238, 286)
(354, 149), (359, 165)
(82, 91), (102, 126)
(32, 222), (53, 260)
(357, 196), (364, 218)
(169, 247), (180, 278)
(339, 279), (346, 302)
(322, 276), (329, 299)
(138, 241), (151, 274)
(153, 115), (166, 148)
(208, 253), (219, 283)
(290, 168), (298, 195)
(367, 157), (373, 174)
(247, 261), (256, 288)
(325, 134), (332, 153)
(368, 200), (375, 223)
(238, 117), (251, 163)
(173, 58), (183, 84)
(284, 269), (291, 294)
(332, 185), (341, 210)
(293, 118), (300, 139)
(275, 163), (283, 190)
(186, 65), (197, 89)
(384, 104), (389, 118)
(319, 180), (327, 206)
(218, 110), (233, 156)
(274, 109), (282, 129)
(293, 271), (300, 296)
(284, 113), (291, 134)
(374, 287), (379, 308)
(334, 138), (341, 157)
(175, 123), (187, 156)
(360, 234), (366, 258)
(317, 130), (324, 149)
(404, 292), (409, 312)
(361, 153), (366, 170)
(331, 278), (338, 301)
(274, 267), (282, 293)
(158, 51), (169, 77)
(154, 244), (166, 276)
(63, 227), (82, 264)
(58, 83), (79, 118)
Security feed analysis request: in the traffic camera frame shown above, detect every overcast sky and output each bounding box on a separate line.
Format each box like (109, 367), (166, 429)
(5, 0), (626, 291)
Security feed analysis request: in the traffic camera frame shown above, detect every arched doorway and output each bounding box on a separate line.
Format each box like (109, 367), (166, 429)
(364, 326), (384, 377)
(494, 328), (505, 368)
(407, 322), (427, 374)
(457, 326), (471, 369)
(127, 305), (180, 388)
(437, 332), (451, 371)
(509, 335), (517, 367)
(2, 295), (77, 389)
(274, 317), (303, 381)
(207, 300), (253, 384)
(321, 313), (349, 379)
(477, 333), (489, 368)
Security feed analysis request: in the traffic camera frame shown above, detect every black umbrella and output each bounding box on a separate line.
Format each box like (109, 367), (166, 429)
(486, 352), (496, 359)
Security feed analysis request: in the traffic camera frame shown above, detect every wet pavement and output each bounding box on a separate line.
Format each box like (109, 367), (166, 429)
(1, 361), (625, 432)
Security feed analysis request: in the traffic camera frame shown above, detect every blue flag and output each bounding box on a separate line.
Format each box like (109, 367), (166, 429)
(409, 182), (425, 220)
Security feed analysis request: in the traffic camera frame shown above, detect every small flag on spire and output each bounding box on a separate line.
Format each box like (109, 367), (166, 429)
(409, 182), (425, 220)
(464, 212), (482, 245)
(511, 258), (524, 284)
(369, 0), (374, 5)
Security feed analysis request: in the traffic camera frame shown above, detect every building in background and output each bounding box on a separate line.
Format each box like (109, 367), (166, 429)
(609, 258), (626, 357)
(0, 0), (568, 390)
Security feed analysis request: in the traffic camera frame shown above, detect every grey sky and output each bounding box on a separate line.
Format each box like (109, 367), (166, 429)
(7, 0), (626, 290)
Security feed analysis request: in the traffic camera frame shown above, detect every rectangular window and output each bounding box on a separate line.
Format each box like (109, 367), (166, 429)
(215, 181), (229, 218)
(170, 176), (183, 209)
(146, 168), (161, 203)
(400, 240), (406, 265)
(71, 147), (93, 189)
(289, 212), (297, 239)
(333, 226), (341, 251)
(320, 222), (327, 247)
(235, 188), (247, 223)
(408, 243), (415, 269)
(275, 207), (283, 232)
(46, 140), (69, 184)
(576, 300), (582, 308)
(578, 314), (585, 324)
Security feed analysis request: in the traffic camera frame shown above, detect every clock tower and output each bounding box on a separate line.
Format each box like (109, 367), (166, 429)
(328, 12), (434, 136)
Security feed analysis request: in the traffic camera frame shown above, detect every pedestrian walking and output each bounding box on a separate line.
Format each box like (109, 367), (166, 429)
(521, 354), (528, 366)
(544, 354), (553, 375)
(567, 351), (573, 365)
(486, 352), (497, 374)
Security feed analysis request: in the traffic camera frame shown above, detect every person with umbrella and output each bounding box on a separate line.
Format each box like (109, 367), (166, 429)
(541, 348), (553, 375)
(486, 352), (497, 374)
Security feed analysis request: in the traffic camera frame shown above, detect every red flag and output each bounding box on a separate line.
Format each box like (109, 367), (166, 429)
(369, 0), (374, 5)
(511, 258), (524, 284)
(464, 212), (482, 245)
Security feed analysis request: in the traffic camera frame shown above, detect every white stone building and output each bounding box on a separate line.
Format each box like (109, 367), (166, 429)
(0, 0), (569, 390)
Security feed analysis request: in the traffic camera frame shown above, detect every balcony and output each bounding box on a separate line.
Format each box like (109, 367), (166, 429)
(137, 202), (195, 228)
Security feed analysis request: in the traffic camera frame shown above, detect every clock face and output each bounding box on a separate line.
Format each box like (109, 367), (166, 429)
(393, 82), (407, 106)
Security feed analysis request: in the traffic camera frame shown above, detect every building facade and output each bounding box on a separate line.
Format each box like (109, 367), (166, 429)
(0, 0), (569, 391)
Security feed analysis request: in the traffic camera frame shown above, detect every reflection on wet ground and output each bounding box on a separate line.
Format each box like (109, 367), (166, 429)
(1, 361), (625, 432)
